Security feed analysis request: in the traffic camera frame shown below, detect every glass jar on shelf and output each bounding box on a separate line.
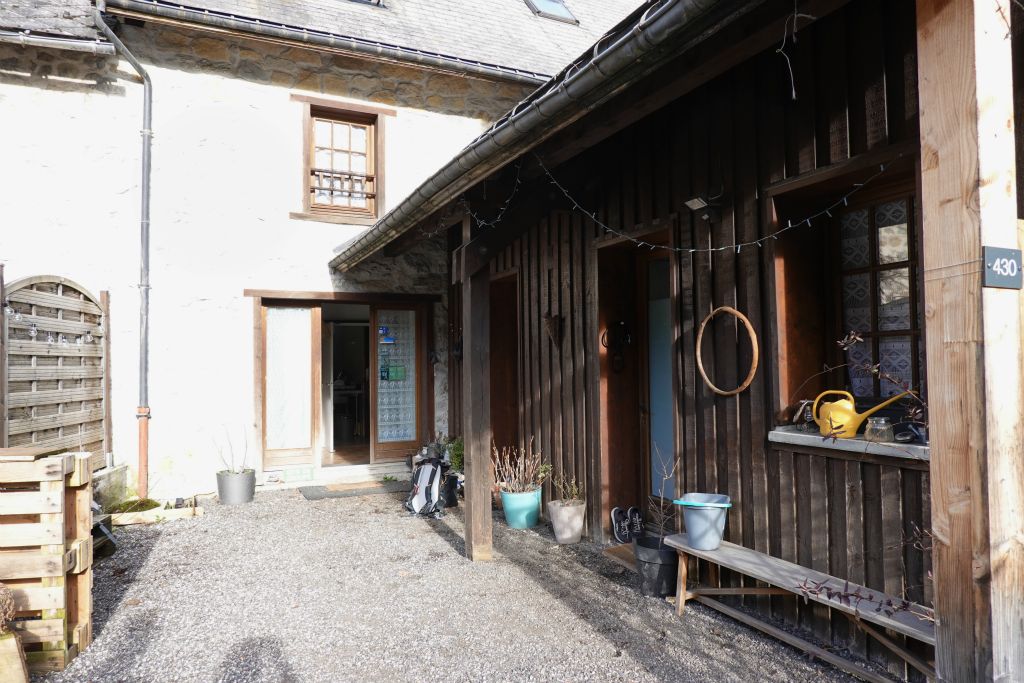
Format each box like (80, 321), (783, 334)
(864, 416), (895, 443)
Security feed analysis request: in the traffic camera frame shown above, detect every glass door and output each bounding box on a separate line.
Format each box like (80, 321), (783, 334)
(646, 258), (675, 500)
(262, 306), (320, 468)
(370, 306), (421, 460)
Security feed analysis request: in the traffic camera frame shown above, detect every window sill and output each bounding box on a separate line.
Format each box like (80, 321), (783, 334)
(768, 426), (930, 463)
(289, 211), (378, 227)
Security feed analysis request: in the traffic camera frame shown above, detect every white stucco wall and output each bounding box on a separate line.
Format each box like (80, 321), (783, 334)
(0, 26), (528, 498)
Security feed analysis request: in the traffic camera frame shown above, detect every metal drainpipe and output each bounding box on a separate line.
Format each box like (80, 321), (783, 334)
(93, 4), (153, 498)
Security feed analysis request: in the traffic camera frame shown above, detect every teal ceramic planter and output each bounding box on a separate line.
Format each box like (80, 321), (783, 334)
(500, 488), (542, 529)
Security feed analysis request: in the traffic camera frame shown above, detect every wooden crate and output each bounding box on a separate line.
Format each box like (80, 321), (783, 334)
(0, 449), (93, 674)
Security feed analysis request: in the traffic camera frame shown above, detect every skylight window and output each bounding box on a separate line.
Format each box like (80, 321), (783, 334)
(524, 0), (578, 24)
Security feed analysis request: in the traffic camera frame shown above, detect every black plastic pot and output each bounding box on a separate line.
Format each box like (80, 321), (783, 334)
(442, 473), (460, 508)
(633, 536), (679, 597)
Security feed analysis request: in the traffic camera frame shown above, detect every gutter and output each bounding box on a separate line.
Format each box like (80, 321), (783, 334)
(329, 0), (750, 272)
(93, 5), (154, 499)
(0, 30), (115, 54)
(105, 0), (549, 86)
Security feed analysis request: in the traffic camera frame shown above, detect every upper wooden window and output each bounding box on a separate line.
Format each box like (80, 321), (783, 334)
(307, 107), (378, 219)
(835, 195), (922, 399)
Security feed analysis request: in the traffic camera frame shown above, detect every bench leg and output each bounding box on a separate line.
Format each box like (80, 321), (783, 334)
(676, 551), (687, 616)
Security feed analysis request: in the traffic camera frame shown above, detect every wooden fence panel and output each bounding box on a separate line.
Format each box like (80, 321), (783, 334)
(3, 277), (108, 470)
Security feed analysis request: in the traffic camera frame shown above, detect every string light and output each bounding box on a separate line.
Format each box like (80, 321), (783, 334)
(418, 160), (524, 241)
(535, 152), (890, 256)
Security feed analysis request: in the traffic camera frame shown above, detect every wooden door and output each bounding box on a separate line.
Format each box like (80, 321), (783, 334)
(261, 305), (321, 468)
(369, 305), (424, 461)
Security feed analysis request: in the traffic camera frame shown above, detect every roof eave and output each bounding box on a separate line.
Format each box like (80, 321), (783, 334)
(105, 0), (551, 86)
(329, 0), (754, 273)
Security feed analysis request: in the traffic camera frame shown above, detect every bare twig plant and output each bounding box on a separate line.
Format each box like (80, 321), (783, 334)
(551, 474), (583, 505)
(647, 444), (681, 547)
(492, 439), (551, 493)
(216, 425), (250, 474)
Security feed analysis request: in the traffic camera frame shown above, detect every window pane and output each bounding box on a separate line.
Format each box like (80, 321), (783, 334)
(265, 308), (312, 450)
(878, 268), (911, 331)
(314, 147), (331, 170)
(879, 335), (913, 397)
(526, 0), (576, 21)
(846, 342), (875, 398)
(351, 153), (367, 175)
(351, 178), (366, 208)
(314, 119), (331, 146)
(333, 151), (350, 172)
(333, 122), (350, 151)
(376, 310), (417, 443)
(351, 125), (367, 153)
(842, 273), (871, 333)
(840, 208), (870, 269)
(876, 200), (909, 264)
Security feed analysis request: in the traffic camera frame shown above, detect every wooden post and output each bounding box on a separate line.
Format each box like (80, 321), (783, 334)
(460, 216), (493, 561)
(100, 292), (112, 462)
(916, 1), (1024, 679)
(1, 263), (7, 448)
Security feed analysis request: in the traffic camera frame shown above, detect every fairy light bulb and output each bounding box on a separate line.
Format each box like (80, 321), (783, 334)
(59, 334), (69, 347)
(84, 330), (94, 344)
(46, 331), (54, 345)
(75, 336), (84, 346)
(28, 323), (37, 339)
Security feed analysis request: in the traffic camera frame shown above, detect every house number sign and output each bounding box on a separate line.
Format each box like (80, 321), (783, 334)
(983, 246), (1023, 290)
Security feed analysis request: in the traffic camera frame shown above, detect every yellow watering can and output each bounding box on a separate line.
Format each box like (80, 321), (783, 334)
(812, 390), (914, 439)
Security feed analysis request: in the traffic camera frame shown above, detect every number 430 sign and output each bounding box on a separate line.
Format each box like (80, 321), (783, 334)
(983, 246), (1023, 290)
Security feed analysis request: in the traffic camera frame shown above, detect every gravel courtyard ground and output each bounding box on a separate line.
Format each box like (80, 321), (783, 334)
(39, 489), (859, 682)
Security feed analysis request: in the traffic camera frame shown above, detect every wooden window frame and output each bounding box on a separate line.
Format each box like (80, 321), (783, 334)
(768, 167), (926, 419)
(295, 97), (388, 225)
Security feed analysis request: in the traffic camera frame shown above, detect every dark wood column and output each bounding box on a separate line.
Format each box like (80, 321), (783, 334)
(460, 217), (493, 561)
(917, 0), (1024, 679)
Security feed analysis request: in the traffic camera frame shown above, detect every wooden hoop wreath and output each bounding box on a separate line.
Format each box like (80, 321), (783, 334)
(696, 306), (759, 396)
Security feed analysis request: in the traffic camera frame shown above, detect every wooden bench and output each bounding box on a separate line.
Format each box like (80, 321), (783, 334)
(664, 533), (935, 682)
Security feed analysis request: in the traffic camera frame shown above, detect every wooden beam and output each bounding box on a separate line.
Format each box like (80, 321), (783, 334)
(461, 216), (493, 561)
(242, 289), (441, 303)
(916, 0), (1024, 679)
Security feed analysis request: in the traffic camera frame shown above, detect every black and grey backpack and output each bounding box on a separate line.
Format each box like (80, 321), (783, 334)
(405, 457), (445, 517)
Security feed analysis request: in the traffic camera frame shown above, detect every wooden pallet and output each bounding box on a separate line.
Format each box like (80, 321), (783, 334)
(0, 451), (93, 674)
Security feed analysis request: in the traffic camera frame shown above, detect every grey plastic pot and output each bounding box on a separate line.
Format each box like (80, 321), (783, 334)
(217, 469), (255, 505)
(547, 499), (586, 544)
(675, 492), (731, 550)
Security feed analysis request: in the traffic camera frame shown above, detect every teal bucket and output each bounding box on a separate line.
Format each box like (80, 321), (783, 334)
(500, 488), (542, 529)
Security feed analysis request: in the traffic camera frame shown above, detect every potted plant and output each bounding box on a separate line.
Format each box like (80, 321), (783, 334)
(548, 474), (586, 544)
(493, 440), (550, 529)
(442, 435), (463, 507)
(216, 428), (255, 505)
(0, 583), (29, 682)
(633, 447), (680, 598)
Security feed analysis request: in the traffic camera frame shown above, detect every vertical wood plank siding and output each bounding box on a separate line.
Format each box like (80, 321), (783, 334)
(455, 3), (930, 676)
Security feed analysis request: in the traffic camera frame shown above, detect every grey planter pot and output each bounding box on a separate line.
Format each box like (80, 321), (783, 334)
(217, 469), (255, 505)
(547, 499), (586, 544)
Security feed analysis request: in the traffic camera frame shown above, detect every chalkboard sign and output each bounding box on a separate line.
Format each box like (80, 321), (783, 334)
(983, 246), (1022, 290)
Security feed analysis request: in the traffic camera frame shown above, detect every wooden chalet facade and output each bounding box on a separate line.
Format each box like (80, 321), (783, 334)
(331, 0), (1024, 680)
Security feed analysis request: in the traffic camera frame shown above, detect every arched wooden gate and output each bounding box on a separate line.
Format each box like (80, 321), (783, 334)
(1, 275), (111, 471)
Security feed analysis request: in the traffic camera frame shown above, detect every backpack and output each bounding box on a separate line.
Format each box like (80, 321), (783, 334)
(405, 457), (445, 516)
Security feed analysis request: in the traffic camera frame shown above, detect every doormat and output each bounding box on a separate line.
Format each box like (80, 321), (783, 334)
(298, 480), (410, 500)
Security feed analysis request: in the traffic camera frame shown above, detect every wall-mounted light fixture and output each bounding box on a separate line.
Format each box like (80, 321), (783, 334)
(684, 190), (724, 222)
